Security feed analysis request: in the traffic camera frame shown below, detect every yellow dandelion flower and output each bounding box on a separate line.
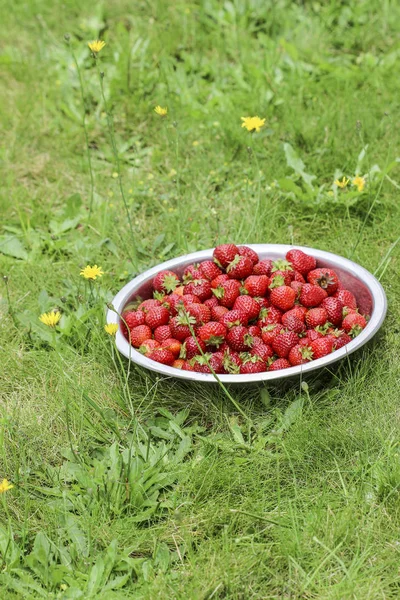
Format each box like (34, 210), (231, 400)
(0, 479), (14, 494)
(104, 323), (119, 336)
(352, 176), (365, 192)
(241, 116), (266, 133)
(80, 265), (104, 280)
(39, 311), (61, 328)
(334, 176), (350, 189)
(154, 106), (168, 117)
(88, 40), (106, 54)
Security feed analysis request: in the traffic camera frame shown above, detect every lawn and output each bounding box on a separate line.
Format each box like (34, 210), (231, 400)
(1, 0), (400, 598)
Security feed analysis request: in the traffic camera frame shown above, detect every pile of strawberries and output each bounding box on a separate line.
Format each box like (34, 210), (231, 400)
(121, 245), (368, 375)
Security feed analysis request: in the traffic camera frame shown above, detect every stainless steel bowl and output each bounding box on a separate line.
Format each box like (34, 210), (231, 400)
(107, 244), (387, 383)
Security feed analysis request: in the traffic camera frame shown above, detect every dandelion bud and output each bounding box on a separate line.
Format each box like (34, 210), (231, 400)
(356, 120), (362, 131)
(172, 121), (178, 128)
(2, 275), (8, 283)
(247, 146), (253, 155)
(100, 71), (105, 79)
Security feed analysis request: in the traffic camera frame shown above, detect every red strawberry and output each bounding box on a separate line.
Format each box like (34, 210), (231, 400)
(226, 255), (253, 279)
(153, 270), (180, 293)
(220, 309), (249, 328)
(240, 358), (266, 374)
(309, 337), (334, 359)
(288, 344), (313, 366)
(137, 299), (162, 312)
(261, 323), (282, 345)
(226, 326), (253, 352)
(237, 245), (259, 265)
(199, 260), (222, 281)
(270, 270), (292, 287)
(145, 306), (170, 330)
(177, 294), (201, 307)
(198, 322), (227, 347)
(332, 331), (352, 349)
(321, 296), (343, 326)
(154, 325), (172, 342)
(129, 325), (153, 348)
(254, 296), (270, 309)
(251, 340), (273, 362)
(184, 279), (212, 301)
(307, 268), (339, 295)
(268, 358), (291, 371)
(172, 359), (185, 369)
(305, 329), (324, 342)
(213, 280), (241, 308)
(299, 284), (328, 307)
(123, 310), (145, 329)
(272, 258), (294, 274)
(185, 303), (211, 325)
(182, 361), (195, 371)
(233, 295), (260, 320)
(211, 305), (230, 320)
(270, 285), (296, 311)
(341, 313), (367, 337)
(335, 289), (357, 310)
(161, 338), (182, 357)
(181, 336), (206, 359)
(193, 353), (224, 374)
(286, 249), (316, 275)
(148, 348), (175, 365)
(258, 306), (282, 327)
(281, 313), (306, 334)
(204, 296), (219, 308)
(293, 270), (306, 283)
(170, 314), (195, 341)
(253, 259), (273, 276)
(223, 350), (243, 374)
(290, 281), (304, 295)
(211, 274), (230, 289)
(182, 264), (202, 283)
(272, 331), (299, 358)
(243, 275), (270, 297)
(213, 244), (239, 268)
(305, 307), (328, 329)
(163, 293), (185, 316)
(139, 339), (160, 356)
(248, 325), (261, 338)
(282, 306), (305, 323)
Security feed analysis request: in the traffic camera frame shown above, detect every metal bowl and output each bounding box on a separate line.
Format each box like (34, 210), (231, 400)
(107, 244), (387, 383)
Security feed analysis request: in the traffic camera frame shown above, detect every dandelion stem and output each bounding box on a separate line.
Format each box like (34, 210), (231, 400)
(95, 60), (138, 271)
(2, 276), (17, 327)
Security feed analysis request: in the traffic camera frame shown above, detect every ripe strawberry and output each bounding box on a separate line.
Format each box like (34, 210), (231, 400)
(139, 339), (160, 356)
(335, 289), (357, 310)
(251, 340), (273, 362)
(182, 360), (195, 371)
(286, 249), (316, 275)
(220, 309), (249, 328)
(148, 348), (175, 365)
(211, 274), (230, 289)
(288, 344), (313, 366)
(129, 325), (153, 348)
(253, 259), (273, 276)
(243, 275), (270, 297)
(213, 279), (241, 308)
(153, 270), (180, 293)
(184, 279), (212, 301)
(254, 296), (270, 309)
(293, 270), (306, 283)
(240, 358), (266, 374)
(320, 296), (343, 326)
(178, 294), (201, 307)
(258, 306), (282, 327)
(270, 270), (292, 287)
(332, 331), (352, 349)
(261, 323), (282, 345)
(182, 264), (202, 283)
(305, 307), (328, 329)
(307, 268), (339, 295)
(211, 305), (229, 320)
(199, 260), (222, 281)
(137, 299), (162, 312)
(272, 331), (299, 358)
(281, 313), (306, 334)
(198, 322), (227, 347)
(290, 280), (304, 295)
(309, 337), (334, 359)
(154, 325), (172, 342)
(172, 359), (185, 369)
(270, 285), (296, 311)
(181, 336), (206, 359)
(161, 338), (181, 357)
(341, 313), (367, 337)
(268, 358), (291, 371)
(223, 350), (243, 374)
(163, 293), (184, 316)
(213, 244), (239, 268)
(248, 325), (261, 338)
(204, 296), (219, 308)
(233, 295), (260, 320)
(185, 303), (211, 325)
(123, 310), (145, 329)
(145, 306), (170, 330)
(282, 306), (306, 322)
(237, 245), (259, 265)
(169, 314), (195, 341)
(305, 329), (324, 342)
(299, 284), (328, 307)
(193, 353), (224, 374)
(226, 255), (253, 280)
(226, 326), (253, 352)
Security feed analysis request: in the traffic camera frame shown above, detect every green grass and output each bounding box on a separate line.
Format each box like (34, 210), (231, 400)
(1, 0), (400, 597)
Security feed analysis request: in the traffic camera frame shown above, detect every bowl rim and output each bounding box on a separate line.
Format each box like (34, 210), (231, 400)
(107, 244), (387, 383)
